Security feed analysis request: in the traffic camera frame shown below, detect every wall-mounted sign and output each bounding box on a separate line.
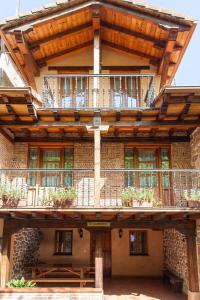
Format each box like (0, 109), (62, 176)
(87, 222), (111, 227)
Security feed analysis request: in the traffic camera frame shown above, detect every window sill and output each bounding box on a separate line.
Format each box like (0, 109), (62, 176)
(130, 254), (149, 257)
(53, 253), (72, 256)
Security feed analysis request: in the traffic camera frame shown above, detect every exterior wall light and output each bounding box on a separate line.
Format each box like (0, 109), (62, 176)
(78, 228), (83, 238)
(119, 229), (123, 238)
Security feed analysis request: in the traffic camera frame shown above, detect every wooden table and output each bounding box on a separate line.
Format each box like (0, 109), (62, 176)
(31, 264), (95, 287)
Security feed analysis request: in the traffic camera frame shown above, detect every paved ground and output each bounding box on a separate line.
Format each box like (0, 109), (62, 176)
(104, 278), (187, 300)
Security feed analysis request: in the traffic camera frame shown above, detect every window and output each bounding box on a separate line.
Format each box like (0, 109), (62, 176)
(54, 230), (73, 255)
(129, 231), (148, 256)
(28, 147), (74, 187)
(124, 147), (170, 188)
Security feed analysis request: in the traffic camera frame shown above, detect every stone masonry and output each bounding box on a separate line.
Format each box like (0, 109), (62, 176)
(11, 228), (41, 279)
(191, 127), (200, 168)
(163, 229), (188, 292)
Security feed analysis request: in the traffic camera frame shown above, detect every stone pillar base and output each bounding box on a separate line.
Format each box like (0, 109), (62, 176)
(188, 291), (200, 300)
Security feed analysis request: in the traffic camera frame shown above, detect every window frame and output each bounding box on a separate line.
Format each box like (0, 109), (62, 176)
(129, 230), (148, 256)
(28, 146), (74, 187)
(54, 230), (73, 256)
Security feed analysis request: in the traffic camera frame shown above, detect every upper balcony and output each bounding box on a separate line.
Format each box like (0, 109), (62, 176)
(42, 74), (155, 109)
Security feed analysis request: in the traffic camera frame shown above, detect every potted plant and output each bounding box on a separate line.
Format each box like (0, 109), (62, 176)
(7, 277), (36, 288)
(42, 187), (77, 208)
(0, 186), (21, 208)
(121, 187), (155, 207)
(183, 189), (200, 208)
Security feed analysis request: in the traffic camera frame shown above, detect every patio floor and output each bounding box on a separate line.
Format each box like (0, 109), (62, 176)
(104, 277), (187, 300)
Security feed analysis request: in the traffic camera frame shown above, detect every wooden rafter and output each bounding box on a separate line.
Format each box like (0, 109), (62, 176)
(158, 29), (179, 87)
(102, 40), (160, 64)
(157, 94), (170, 120)
(101, 20), (166, 49)
(178, 94), (195, 120)
(1, 96), (20, 121)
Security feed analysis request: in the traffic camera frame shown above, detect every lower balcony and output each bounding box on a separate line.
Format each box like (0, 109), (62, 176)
(0, 169), (199, 210)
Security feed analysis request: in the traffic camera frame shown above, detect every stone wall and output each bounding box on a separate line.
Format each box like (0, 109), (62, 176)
(163, 229), (188, 292)
(11, 228), (41, 279)
(191, 128), (200, 169)
(0, 133), (14, 168)
(171, 142), (191, 169)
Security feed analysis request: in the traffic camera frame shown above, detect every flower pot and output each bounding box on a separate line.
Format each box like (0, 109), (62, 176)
(122, 199), (133, 207)
(187, 200), (200, 208)
(1, 195), (20, 208)
(53, 198), (74, 208)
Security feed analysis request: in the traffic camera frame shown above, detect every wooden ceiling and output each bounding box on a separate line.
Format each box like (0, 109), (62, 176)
(0, 0), (196, 89)
(0, 87), (200, 144)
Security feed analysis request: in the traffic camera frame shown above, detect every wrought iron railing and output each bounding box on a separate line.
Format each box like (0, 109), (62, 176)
(0, 169), (199, 209)
(42, 74), (155, 109)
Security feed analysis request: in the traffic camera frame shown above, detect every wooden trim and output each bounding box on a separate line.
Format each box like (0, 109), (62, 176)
(186, 231), (199, 292)
(48, 66), (150, 71)
(129, 230), (148, 256)
(54, 229), (73, 256)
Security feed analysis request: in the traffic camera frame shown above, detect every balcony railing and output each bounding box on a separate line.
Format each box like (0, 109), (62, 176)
(0, 169), (199, 209)
(42, 74), (155, 109)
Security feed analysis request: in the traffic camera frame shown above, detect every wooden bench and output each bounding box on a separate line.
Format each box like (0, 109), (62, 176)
(163, 270), (183, 293)
(29, 277), (95, 288)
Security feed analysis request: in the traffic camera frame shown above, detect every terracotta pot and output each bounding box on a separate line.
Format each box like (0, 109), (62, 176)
(187, 200), (200, 208)
(53, 198), (74, 208)
(2, 195), (20, 208)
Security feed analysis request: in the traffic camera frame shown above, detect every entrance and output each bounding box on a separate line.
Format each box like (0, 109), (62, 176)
(90, 230), (111, 277)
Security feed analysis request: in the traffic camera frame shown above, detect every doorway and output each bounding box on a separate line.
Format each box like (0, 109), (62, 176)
(90, 230), (111, 277)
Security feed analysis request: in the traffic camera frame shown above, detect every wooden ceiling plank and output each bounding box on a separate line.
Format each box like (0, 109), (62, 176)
(28, 21), (92, 49)
(101, 20), (166, 49)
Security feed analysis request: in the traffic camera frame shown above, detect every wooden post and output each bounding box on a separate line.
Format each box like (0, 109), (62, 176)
(93, 30), (100, 107)
(1, 221), (13, 287)
(95, 232), (103, 289)
(186, 233), (199, 293)
(94, 128), (101, 207)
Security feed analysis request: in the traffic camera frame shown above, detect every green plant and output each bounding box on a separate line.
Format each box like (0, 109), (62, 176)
(121, 187), (155, 207)
(6, 277), (36, 288)
(0, 185), (22, 208)
(184, 189), (200, 202)
(42, 187), (77, 207)
(152, 198), (161, 207)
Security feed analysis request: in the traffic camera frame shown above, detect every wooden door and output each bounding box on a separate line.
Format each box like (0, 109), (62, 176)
(90, 230), (111, 277)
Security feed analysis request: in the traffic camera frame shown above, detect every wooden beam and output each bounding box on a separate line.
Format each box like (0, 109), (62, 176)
(0, 128), (14, 144)
(14, 136), (190, 143)
(157, 94), (170, 119)
(1, 119), (200, 128)
(13, 30), (40, 88)
(48, 66), (150, 71)
(101, 20), (166, 49)
(36, 41), (93, 66)
(179, 94), (194, 120)
(158, 29), (179, 87)
(102, 40), (160, 64)
(95, 232), (103, 289)
(28, 22), (92, 49)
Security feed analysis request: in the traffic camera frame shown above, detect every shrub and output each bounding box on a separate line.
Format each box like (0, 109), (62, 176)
(6, 277), (36, 288)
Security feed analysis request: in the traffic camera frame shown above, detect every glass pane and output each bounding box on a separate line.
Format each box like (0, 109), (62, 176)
(43, 150), (60, 162)
(127, 78), (137, 108)
(161, 148), (169, 161)
(138, 150), (156, 162)
(64, 148), (74, 169)
(61, 78), (72, 108)
(125, 149), (134, 169)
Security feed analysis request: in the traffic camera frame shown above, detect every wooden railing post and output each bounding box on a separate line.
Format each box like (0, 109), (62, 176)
(95, 232), (103, 289)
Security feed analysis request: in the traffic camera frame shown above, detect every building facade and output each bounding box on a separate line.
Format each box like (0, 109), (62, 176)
(0, 0), (199, 299)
